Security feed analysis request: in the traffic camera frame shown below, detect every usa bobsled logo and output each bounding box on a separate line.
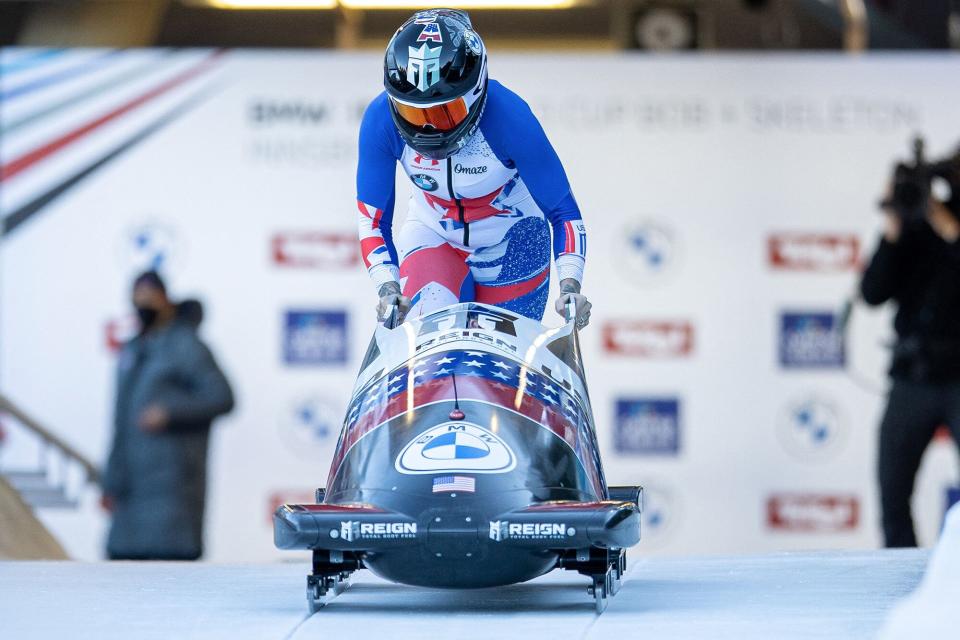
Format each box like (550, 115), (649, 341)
(396, 422), (517, 475)
(615, 398), (680, 455)
(779, 312), (845, 369)
(283, 310), (348, 365)
(417, 22), (443, 43)
(489, 521), (575, 542)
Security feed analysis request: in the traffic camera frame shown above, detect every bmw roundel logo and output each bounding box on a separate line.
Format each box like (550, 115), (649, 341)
(464, 30), (483, 54)
(411, 173), (439, 191)
(617, 219), (681, 287)
(777, 395), (847, 461)
(395, 422), (516, 474)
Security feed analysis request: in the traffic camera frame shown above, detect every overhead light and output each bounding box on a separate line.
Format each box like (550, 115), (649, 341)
(200, 0), (337, 9)
(339, 0), (580, 8)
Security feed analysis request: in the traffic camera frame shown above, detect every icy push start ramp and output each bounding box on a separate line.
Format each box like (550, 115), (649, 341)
(880, 503), (960, 639)
(0, 549), (927, 640)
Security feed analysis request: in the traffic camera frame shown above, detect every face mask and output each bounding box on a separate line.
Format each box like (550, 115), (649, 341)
(136, 306), (159, 329)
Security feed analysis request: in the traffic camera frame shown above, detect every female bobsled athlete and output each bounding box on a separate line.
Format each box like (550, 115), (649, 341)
(357, 8), (591, 327)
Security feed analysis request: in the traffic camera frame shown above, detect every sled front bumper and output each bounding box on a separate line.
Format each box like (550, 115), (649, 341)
(274, 492), (642, 552)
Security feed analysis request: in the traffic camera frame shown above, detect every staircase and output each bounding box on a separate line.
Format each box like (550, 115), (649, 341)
(0, 393), (101, 556)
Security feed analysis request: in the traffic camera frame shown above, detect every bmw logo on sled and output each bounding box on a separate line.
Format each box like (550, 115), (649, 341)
(273, 302), (643, 613)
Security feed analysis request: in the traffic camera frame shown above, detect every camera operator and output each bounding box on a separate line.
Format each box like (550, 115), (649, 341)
(860, 141), (960, 547)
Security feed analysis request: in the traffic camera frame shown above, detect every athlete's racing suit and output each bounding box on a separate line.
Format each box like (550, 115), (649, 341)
(356, 79), (587, 322)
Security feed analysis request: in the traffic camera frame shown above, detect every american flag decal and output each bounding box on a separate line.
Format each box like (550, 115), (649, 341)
(432, 476), (476, 493)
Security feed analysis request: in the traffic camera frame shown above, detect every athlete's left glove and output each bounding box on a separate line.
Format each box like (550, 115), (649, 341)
(377, 281), (411, 326)
(555, 279), (591, 329)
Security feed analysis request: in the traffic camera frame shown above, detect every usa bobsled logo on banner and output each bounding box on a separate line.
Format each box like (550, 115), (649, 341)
(283, 310), (348, 365)
(614, 398), (681, 455)
(778, 312), (845, 369)
(397, 422), (517, 474)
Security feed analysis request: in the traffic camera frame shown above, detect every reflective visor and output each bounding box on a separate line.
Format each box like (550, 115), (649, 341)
(391, 97), (469, 132)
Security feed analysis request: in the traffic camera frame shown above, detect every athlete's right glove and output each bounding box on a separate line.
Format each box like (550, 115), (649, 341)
(377, 281), (411, 326)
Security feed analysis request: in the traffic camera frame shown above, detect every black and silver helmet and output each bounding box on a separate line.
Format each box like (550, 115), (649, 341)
(384, 9), (488, 160)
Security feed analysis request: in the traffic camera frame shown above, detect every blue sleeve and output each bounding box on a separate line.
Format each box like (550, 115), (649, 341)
(356, 92), (404, 267)
(480, 81), (581, 222)
(480, 81), (585, 266)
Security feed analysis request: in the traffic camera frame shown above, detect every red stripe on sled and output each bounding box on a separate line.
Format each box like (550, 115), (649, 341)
(326, 375), (603, 496)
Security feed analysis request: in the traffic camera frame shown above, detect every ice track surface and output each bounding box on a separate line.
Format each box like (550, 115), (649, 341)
(0, 549), (930, 640)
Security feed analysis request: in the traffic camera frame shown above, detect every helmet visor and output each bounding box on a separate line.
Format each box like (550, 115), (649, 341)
(391, 97), (469, 132)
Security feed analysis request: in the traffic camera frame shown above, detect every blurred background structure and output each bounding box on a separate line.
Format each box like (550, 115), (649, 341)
(0, 0), (958, 51)
(1, 0), (959, 562)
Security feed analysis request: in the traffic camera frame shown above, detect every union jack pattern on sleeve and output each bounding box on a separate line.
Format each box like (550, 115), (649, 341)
(357, 199), (399, 285)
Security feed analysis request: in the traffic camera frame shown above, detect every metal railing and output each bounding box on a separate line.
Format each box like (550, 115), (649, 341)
(0, 393), (101, 499)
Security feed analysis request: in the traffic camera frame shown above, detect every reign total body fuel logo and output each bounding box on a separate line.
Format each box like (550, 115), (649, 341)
(333, 521), (418, 542)
(488, 521), (575, 542)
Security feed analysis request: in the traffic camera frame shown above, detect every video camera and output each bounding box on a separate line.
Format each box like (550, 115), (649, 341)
(880, 136), (960, 223)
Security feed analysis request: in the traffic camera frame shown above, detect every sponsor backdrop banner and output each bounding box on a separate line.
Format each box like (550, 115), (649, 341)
(2, 49), (959, 561)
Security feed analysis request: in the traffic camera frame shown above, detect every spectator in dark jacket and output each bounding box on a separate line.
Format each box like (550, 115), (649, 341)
(102, 271), (234, 560)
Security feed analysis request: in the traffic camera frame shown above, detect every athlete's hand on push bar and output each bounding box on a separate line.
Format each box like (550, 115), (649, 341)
(555, 278), (591, 329)
(377, 281), (411, 327)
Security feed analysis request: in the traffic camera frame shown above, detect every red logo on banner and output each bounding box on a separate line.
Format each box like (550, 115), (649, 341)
(768, 234), (860, 271)
(266, 490), (317, 524)
(271, 232), (358, 269)
(766, 494), (859, 531)
(602, 321), (694, 358)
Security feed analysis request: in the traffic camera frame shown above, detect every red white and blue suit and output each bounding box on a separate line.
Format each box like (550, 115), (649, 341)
(356, 80), (587, 321)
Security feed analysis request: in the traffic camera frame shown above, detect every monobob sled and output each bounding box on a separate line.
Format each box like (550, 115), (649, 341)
(274, 302), (643, 612)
